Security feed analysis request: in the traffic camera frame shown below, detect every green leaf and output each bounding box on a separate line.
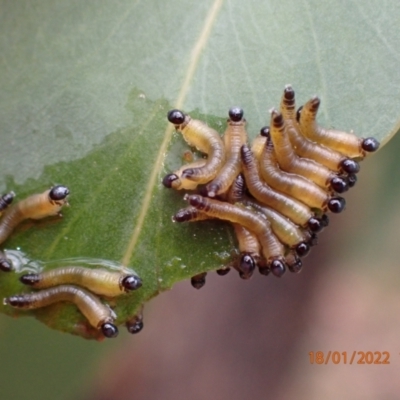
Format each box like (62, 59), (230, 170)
(0, 0), (399, 339)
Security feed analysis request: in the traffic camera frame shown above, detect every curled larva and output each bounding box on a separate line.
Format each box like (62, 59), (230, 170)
(19, 267), (142, 297)
(280, 86), (360, 174)
(206, 107), (248, 197)
(258, 136), (345, 213)
(298, 96), (380, 158)
(0, 192), (15, 214)
(240, 144), (325, 232)
(162, 159), (207, 190)
(167, 110), (225, 184)
(185, 194), (287, 277)
(4, 285), (118, 338)
(0, 185), (69, 246)
(269, 109), (349, 195)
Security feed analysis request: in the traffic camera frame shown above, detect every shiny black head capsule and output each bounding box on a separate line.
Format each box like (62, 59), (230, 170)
(190, 272), (207, 289)
(20, 273), (40, 285)
(49, 185), (69, 201)
(260, 126), (270, 138)
(295, 242), (310, 257)
(101, 323), (119, 338)
(330, 177), (348, 193)
(238, 254), (256, 279)
(167, 109), (185, 125)
(0, 259), (12, 272)
(270, 260), (286, 277)
(216, 267), (231, 276)
(229, 107), (244, 122)
(162, 173), (179, 188)
(307, 217), (323, 233)
(327, 197), (346, 213)
(340, 159), (360, 174)
(320, 214), (329, 228)
(121, 275), (142, 291)
(362, 137), (380, 152)
(288, 257), (303, 273)
(284, 85), (295, 100)
(347, 173), (357, 188)
(126, 320), (144, 334)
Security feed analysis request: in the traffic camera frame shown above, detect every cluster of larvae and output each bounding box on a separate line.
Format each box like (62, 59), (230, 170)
(163, 86), (379, 287)
(0, 187), (143, 338)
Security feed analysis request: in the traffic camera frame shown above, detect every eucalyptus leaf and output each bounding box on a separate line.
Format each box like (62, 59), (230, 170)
(0, 0), (399, 338)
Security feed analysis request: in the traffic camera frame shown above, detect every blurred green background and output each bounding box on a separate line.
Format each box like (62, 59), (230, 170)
(1, 1), (400, 399)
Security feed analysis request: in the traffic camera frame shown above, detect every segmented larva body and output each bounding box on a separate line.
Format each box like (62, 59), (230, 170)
(20, 267), (142, 297)
(186, 194), (287, 276)
(298, 96), (380, 158)
(280, 86), (360, 174)
(206, 107), (248, 197)
(0, 185), (69, 246)
(240, 144), (324, 231)
(258, 136), (345, 212)
(269, 109), (349, 194)
(167, 110), (225, 184)
(4, 285), (118, 338)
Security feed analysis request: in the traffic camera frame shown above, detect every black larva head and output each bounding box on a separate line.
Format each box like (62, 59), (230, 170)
(216, 267), (231, 276)
(121, 275), (142, 291)
(258, 266), (270, 276)
(228, 107), (244, 122)
(126, 320), (144, 334)
(296, 106), (303, 122)
(307, 217), (323, 233)
(238, 254), (256, 279)
(187, 194), (204, 209)
(271, 110), (284, 128)
(49, 185), (69, 201)
(347, 173), (357, 188)
(330, 177), (348, 193)
(162, 173), (179, 188)
(101, 323), (119, 338)
(340, 159), (360, 174)
(1, 192), (14, 206)
(0, 259), (12, 272)
(320, 214), (329, 228)
(260, 126), (270, 138)
(288, 257), (303, 273)
(20, 273), (40, 285)
(191, 273), (207, 289)
(327, 197), (346, 213)
(362, 137), (380, 153)
(167, 109), (185, 125)
(295, 242), (310, 258)
(270, 260), (286, 277)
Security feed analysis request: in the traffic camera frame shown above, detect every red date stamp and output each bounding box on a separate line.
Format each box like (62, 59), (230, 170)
(309, 351), (390, 365)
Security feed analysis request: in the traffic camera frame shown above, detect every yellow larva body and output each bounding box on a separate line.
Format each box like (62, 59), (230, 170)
(269, 109), (341, 190)
(4, 285), (115, 332)
(240, 144), (315, 227)
(0, 186), (69, 246)
(258, 137), (330, 210)
(172, 207), (211, 223)
(168, 111), (225, 184)
(20, 267), (141, 297)
(206, 108), (248, 197)
(299, 97), (364, 158)
(233, 223), (261, 257)
(186, 194), (285, 265)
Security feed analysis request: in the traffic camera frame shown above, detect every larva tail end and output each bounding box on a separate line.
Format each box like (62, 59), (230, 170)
(270, 259), (286, 277)
(362, 137), (380, 153)
(101, 323), (119, 338)
(49, 185), (69, 201)
(126, 320), (144, 334)
(121, 275), (142, 292)
(327, 197), (346, 213)
(340, 159), (360, 174)
(20, 273), (40, 285)
(167, 109), (185, 125)
(0, 259), (12, 272)
(190, 272), (207, 289)
(216, 267), (231, 276)
(330, 176), (349, 193)
(259, 126), (270, 137)
(228, 107), (244, 122)
(295, 242), (310, 258)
